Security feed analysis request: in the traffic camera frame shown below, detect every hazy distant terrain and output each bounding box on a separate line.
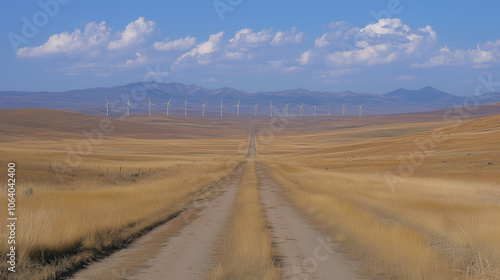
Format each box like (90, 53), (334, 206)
(1, 82), (499, 116)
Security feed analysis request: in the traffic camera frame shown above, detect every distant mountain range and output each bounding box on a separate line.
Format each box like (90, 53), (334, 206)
(1, 83), (499, 117)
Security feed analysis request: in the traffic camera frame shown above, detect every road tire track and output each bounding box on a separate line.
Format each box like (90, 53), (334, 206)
(256, 163), (363, 280)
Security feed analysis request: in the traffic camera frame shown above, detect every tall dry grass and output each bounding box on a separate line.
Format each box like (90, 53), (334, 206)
(0, 140), (243, 279)
(208, 160), (282, 280)
(263, 162), (454, 279)
(254, 112), (500, 279)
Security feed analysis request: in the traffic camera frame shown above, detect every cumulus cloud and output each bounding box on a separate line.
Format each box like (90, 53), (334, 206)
(270, 27), (304, 46)
(360, 18), (410, 37)
(327, 43), (399, 66)
(317, 18), (438, 66)
(16, 17), (156, 57)
(229, 28), (274, 47)
(154, 35), (197, 51)
(315, 33), (330, 48)
(121, 52), (150, 67)
(175, 32), (224, 65)
(412, 43), (499, 67)
(297, 50), (313, 65)
(17, 21), (110, 57)
(107, 17), (155, 50)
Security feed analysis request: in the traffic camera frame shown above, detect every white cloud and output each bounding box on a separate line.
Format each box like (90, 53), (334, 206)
(107, 17), (155, 50)
(17, 21), (110, 57)
(297, 50), (313, 65)
(270, 27), (304, 46)
(121, 52), (150, 67)
(318, 18), (438, 66)
(229, 28), (273, 46)
(418, 25), (437, 40)
(224, 51), (245, 60)
(154, 35), (196, 51)
(412, 43), (499, 67)
(268, 60), (284, 69)
(283, 66), (300, 72)
(315, 33), (330, 48)
(327, 43), (398, 66)
(175, 32), (224, 65)
(360, 18), (410, 37)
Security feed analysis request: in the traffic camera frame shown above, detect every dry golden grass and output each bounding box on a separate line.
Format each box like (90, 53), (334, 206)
(0, 109), (249, 279)
(208, 160), (281, 280)
(257, 110), (500, 279)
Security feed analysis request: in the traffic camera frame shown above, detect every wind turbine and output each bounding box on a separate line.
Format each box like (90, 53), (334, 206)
(234, 99), (241, 118)
(298, 103), (304, 118)
(328, 101), (332, 116)
(341, 104), (347, 116)
(105, 97), (110, 117)
(285, 102), (292, 117)
(202, 101), (208, 117)
(254, 103), (260, 118)
(165, 98), (172, 116)
(125, 98), (131, 117)
(359, 103), (364, 118)
(183, 97), (189, 117)
(147, 98), (154, 117)
(219, 99), (225, 118)
(313, 105), (317, 117)
(269, 100), (275, 117)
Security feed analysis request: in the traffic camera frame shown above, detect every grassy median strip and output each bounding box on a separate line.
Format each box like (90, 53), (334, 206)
(208, 160), (282, 280)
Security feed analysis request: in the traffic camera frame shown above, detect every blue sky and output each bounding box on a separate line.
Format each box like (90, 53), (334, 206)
(1, 0), (499, 95)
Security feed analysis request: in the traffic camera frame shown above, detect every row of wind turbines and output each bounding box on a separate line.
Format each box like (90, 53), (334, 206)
(105, 97), (365, 118)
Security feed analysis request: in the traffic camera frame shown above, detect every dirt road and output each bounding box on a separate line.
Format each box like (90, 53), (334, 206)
(70, 119), (363, 279)
(70, 164), (245, 280)
(256, 163), (362, 280)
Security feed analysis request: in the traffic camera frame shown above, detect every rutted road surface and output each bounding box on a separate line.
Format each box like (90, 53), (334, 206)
(256, 164), (362, 280)
(70, 118), (363, 280)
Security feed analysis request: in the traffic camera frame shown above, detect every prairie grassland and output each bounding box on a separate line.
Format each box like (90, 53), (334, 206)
(0, 110), (249, 279)
(208, 160), (281, 280)
(259, 113), (500, 279)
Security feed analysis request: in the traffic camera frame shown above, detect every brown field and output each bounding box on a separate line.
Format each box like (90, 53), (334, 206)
(0, 109), (248, 279)
(255, 103), (500, 279)
(0, 102), (499, 279)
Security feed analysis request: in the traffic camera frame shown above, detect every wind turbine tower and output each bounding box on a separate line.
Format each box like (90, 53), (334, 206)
(202, 101), (208, 117)
(166, 98), (172, 116)
(234, 99), (241, 118)
(147, 98), (154, 117)
(219, 99), (225, 118)
(254, 103), (260, 118)
(313, 105), (317, 117)
(342, 104), (347, 116)
(298, 103), (304, 118)
(285, 102), (292, 117)
(184, 97), (189, 117)
(126, 98), (131, 117)
(269, 100), (275, 117)
(359, 103), (364, 118)
(105, 97), (110, 117)
(328, 101), (332, 116)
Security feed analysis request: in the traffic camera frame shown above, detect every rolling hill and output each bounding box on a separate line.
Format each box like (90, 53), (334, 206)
(1, 82), (499, 117)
